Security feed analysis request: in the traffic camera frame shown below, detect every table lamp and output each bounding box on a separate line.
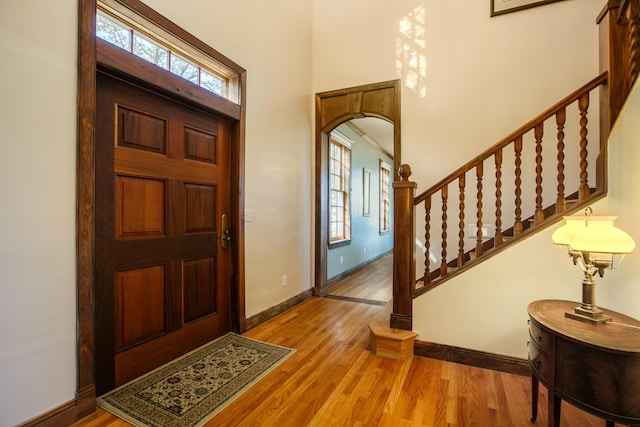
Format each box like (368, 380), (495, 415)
(552, 207), (635, 324)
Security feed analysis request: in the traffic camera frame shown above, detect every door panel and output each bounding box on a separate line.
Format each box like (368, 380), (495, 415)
(114, 265), (167, 351)
(183, 256), (217, 324)
(115, 175), (166, 239)
(96, 72), (231, 394)
(118, 107), (167, 153)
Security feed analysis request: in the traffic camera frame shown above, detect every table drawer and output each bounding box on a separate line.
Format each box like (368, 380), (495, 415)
(529, 319), (552, 352)
(528, 337), (552, 383)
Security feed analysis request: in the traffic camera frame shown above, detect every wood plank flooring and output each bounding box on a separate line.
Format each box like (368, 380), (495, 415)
(327, 252), (392, 303)
(72, 296), (610, 427)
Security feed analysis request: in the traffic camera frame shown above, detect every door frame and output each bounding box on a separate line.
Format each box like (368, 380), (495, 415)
(76, 0), (246, 416)
(314, 80), (401, 296)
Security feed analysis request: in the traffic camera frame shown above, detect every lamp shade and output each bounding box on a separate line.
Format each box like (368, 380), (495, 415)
(569, 217), (635, 254)
(552, 216), (587, 246)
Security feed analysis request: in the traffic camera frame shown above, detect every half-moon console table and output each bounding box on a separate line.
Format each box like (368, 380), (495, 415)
(528, 299), (640, 427)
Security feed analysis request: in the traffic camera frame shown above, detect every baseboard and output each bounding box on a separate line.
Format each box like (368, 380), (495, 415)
(17, 398), (78, 427)
(75, 385), (96, 419)
(323, 294), (387, 306)
(327, 249), (392, 288)
(245, 289), (314, 330)
(17, 384), (96, 427)
(19, 292), (316, 426)
(414, 340), (530, 376)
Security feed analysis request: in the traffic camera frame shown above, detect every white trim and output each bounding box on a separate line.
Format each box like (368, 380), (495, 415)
(330, 130), (353, 149)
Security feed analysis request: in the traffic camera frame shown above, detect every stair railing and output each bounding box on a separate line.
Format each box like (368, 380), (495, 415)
(391, 74), (608, 330)
(617, 0), (640, 94)
(390, 1), (640, 331)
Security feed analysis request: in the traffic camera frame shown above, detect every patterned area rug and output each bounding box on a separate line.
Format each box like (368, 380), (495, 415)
(97, 333), (295, 427)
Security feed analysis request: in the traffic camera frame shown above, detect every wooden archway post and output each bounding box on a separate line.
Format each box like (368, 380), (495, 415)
(391, 164), (416, 330)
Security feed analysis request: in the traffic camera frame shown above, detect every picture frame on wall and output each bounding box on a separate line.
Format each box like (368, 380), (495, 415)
(491, 0), (566, 16)
(363, 168), (371, 217)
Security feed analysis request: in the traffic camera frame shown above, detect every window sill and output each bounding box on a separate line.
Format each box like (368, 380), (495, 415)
(329, 239), (351, 249)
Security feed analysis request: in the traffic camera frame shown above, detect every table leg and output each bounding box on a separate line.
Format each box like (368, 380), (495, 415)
(605, 421), (613, 427)
(531, 373), (539, 422)
(548, 393), (561, 427)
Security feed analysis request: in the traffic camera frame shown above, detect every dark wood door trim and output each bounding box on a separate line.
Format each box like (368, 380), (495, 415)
(77, 0), (246, 417)
(314, 80), (401, 296)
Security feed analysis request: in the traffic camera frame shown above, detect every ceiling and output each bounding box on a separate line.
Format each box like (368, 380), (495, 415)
(348, 117), (394, 158)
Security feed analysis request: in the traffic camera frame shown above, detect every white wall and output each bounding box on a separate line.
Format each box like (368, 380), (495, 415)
(0, 0), (313, 425)
(0, 1), (78, 425)
(313, 0), (604, 358)
(606, 79), (640, 318)
(313, 0), (602, 191)
(144, 0), (314, 319)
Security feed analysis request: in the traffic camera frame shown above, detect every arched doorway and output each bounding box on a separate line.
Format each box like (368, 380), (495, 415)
(314, 80), (401, 296)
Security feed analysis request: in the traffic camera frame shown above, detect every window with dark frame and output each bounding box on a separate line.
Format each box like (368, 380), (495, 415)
(329, 135), (351, 245)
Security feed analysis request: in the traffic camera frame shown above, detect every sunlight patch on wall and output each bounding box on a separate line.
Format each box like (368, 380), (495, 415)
(396, 4), (427, 98)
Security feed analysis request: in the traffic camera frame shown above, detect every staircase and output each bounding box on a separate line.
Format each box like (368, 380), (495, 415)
(389, 0), (640, 332)
(412, 73), (606, 295)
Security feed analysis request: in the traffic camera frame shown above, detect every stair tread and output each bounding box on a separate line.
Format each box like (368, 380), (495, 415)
(369, 322), (419, 340)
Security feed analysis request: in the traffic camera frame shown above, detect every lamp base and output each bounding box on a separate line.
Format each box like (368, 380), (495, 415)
(565, 307), (612, 325)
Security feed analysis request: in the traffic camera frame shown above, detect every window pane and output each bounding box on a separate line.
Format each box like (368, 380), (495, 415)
(330, 223), (338, 239)
(328, 138), (351, 242)
(133, 34), (168, 69)
(200, 69), (224, 95)
(380, 165), (390, 232)
(171, 54), (199, 84)
(97, 12), (131, 50)
(95, 10), (237, 105)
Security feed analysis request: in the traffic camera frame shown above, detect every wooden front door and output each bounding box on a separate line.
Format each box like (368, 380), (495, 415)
(95, 72), (231, 394)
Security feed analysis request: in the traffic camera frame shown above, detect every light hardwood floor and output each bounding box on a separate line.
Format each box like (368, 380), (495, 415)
(327, 252), (393, 304)
(73, 296), (610, 427)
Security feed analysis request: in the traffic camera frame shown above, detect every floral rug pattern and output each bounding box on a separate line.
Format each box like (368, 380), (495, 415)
(97, 333), (295, 427)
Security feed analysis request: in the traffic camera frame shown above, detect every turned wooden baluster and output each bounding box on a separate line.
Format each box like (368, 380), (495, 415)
(534, 123), (544, 224)
(494, 149), (503, 247)
(628, 0), (640, 91)
(440, 185), (449, 278)
(514, 136), (523, 236)
(424, 195), (431, 285)
(475, 163), (484, 256)
(556, 108), (567, 213)
(578, 92), (591, 201)
(458, 174), (466, 267)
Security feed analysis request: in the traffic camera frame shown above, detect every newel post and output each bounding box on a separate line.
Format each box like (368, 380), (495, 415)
(391, 164), (417, 331)
(597, 0), (630, 192)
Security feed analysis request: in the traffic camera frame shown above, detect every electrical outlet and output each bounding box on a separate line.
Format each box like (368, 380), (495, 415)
(245, 209), (253, 222)
(340, 256), (343, 264)
(363, 247), (367, 255)
(282, 275), (287, 287)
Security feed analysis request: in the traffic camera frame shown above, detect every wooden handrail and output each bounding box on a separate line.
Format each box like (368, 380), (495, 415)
(389, 3), (636, 330)
(414, 72), (607, 204)
(409, 73), (608, 300)
(388, 74), (610, 323)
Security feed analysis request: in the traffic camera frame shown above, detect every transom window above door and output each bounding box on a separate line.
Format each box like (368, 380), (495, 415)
(97, 0), (240, 104)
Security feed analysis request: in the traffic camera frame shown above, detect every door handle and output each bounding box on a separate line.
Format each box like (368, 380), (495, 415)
(221, 214), (231, 249)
